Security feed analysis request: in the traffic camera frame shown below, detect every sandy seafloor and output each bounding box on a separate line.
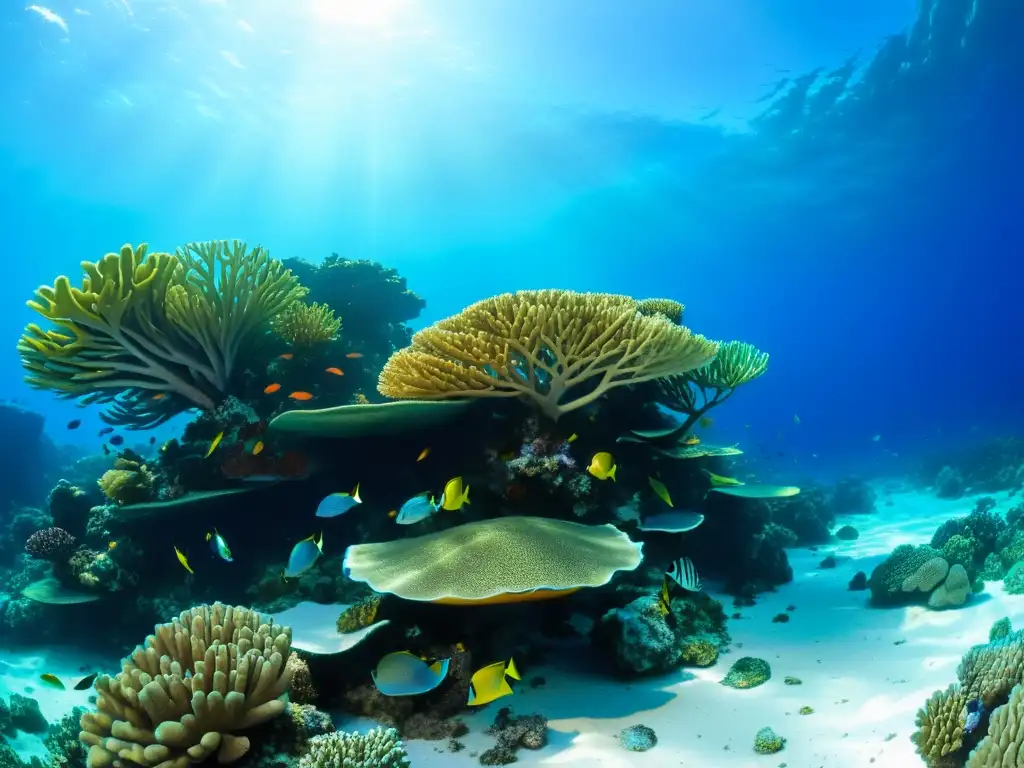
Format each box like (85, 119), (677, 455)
(3, 487), (1021, 767)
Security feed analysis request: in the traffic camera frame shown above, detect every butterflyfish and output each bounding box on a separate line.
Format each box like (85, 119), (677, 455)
(371, 651), (450, 697)
(395, 493), (440, 525)
(204, 431), (224, 458)
(316, 485), (362, 517)
(289, 391), (314, 401)
(702, 469), (744, 487)
(284, 532), (323, 578)
(40, 673), (65, 690)
(325, 367), (344, 376)
(648, 477), (673, 507)
(206, 528), (233, 562)
(107, 541), (117, 550)
(174, 546), (194, 574)
(467, 658), (520, 706)
(667, 556), (701, 592)
(74, 672), (98, 690)
(656, 577), (672, 617)
(439, 477), (470, 511)
(264, 383), (281, 394)
(588, 452), (617, 481)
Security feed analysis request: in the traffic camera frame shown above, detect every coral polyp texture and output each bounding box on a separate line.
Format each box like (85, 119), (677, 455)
(378, 289), (718, 421)
(24, 526), (76, 561)
(298, 727), (409, 768)
(78, 603), (293, 768)
(271, 302), (341, 347)
(18, 241), (305, 428)
(636, 297), (684, 324)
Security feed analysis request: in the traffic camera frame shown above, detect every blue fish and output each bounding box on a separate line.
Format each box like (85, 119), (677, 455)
(395, 493), (439, 525)
(205, 528), (233, 562)
(965, 697), (986, 734)
(284, 533), (323, 578)
(316, 484), (362, 518)
(371, 651), (450, 697)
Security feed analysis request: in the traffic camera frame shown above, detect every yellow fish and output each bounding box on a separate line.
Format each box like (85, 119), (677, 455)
(107, 541), (117, 550)
(440, 477), (470, 511)
(204, 431), (224, 459)
(702, 469), (744, 487)
(699, 416), (714, 429)
(683, 435), (700, 446)
(467, 658), (520, 706)
(174, 546), (194, 575)
(648, 477), (673, 507)
(39, 673), (65, 690)
(656, 576), (672, 617)
(253, 440), (264, 456)
(566, 433), (578, 444)
(588, 452), (617, 481)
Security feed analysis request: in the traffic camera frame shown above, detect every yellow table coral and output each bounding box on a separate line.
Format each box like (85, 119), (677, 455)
(377, 289), (718, 421)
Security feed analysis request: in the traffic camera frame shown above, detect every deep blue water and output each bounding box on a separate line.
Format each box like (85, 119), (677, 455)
(1, 0), (1021, 482)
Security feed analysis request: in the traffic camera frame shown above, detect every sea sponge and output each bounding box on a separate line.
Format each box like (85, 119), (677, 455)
(636, 298), (684, 324)
(967, 682), (1024, 766)
(377, 290), (718, 420)
(78, 602), (293, 768)
(342, 516), (643, 604)
(929, 564), (972, 609)
(721, 657), (771, 689)
(298, 727), (409, 768)
(285, 653), (317, 705)
(271, 302), (341, 347)
(903, 557), (950, 593)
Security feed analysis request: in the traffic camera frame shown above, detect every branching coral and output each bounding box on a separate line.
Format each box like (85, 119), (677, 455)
(636, 298), (684, 324)
(378, 290), (718, 421)
(19, 241), (304, 428)
(271, 302), (341, 347)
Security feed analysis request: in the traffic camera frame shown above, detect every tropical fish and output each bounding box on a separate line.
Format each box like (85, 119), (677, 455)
(152, 393), (166, 401)
(264, 383), (282, 394)
(965, 697), (986, 734)
(205, 431), (224, 458)
(395, 493), (440, 525)
(467, 658), (520, 706)
(372, 651), (450, 697)
(702, 469), (744, 487)
(656, 576), (672, 617)
(107, 541), (117, 550)
(316, 485), (362, 518)
(149, 436), (156, 445)
(439, 477), (470, 511)
(109, 435), (124, 446)
(566, 433), (578, 444)
(416, 447), (431, 462)
(206, 528), (233, 562)
(98, 427), (114, 436)
(639, 511), (705, 533)
(325, 367), (344, 376)
(289, 391), (314, 401)
(74, 672), (98, 691)
(39, 673), (65, 690)
(667, 557), (701, 592)
(253, 440), (264, 456)
(682, 435), (700, 446)
(699, 416), (714, 429)
(67, 419), (81, 430)
(174, 546), (194, 575)
(588, 452), (617, 481)
(284, 532), (323, 578)
(279, 353), (294, 360)
(648, 477), (673, 507)
(793, 414), (801, 424)
(345, 352), (363, 359)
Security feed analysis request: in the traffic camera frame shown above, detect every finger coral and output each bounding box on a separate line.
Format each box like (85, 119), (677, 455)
(271, 302), (341, 347)
(378, 290), (718, 421)
(19, 241), (304, 428)
(79, 602), (293, 768)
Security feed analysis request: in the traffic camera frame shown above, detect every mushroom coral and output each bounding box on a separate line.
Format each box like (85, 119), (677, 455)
(342, 516), (644, 604)
(18, 241), (304, 428)
(377, 290), (718, 421)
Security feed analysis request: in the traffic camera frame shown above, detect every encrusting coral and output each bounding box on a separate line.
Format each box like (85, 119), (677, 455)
(378, 290), (718, 421)
(271, 302), (341, 348)
(79, 602), (293, 768)
(19, 241), (305, 428)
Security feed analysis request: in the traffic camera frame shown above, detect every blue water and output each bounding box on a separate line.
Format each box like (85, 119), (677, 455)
(1, 0), (1021, 479)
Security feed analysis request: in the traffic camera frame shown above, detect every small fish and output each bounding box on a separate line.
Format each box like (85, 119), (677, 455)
(279, 353), (294, 360)
(107, 541), (117, 550)
(289, 391), (314, 401)
(965, 697), (986, 734)
(316, 485), (362, 518)
(793, 414), (801, 424)
(152, 393), (167, 401)
(264, 383), (282, 394)
(682, 435), (700, 446)
(387, 510), (398, 518)
(253, 440), (264, 456)
(416, 447), (431, 462)
(702, 469), (744, 487)
(39, 673), (65, 690)
(284, 532), (324, 578)
(396, 493), (440, 525)
(667, 557), (702, 592)
(372, 651), (450, 697)
(102, 444), (110, 455)
(345, 352), (363, 359)
(588, 452), (617, 481)
(149, 436), (156, 445)
(205, 528), (233, 562)
(67, 419), (81, 430)
(325, 367), (344, 376)
(109, 435), (124, 446)
(174, 546), (194, 575)
(467, 658), (520, 706)
(566, 433), (578, 444)
(439, 477), (470, 511)
(74, 672), (98, 691)
(98, 427), (114, 436)
(872, 434), (882, 442)
(455, 642), (467, 652)
(698, 416), (714, 429)
(205, 431), (224, 458)
(656, 577), (672, 617)
(648, 477), (673, 507)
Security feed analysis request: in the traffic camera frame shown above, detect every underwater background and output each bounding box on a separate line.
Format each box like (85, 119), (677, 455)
(2, 1), (1024, 767)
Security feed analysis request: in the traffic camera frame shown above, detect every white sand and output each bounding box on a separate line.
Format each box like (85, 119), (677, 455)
(3, 488), (1021, 767)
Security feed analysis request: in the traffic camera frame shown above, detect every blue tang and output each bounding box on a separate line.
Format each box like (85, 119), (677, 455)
(284, 532), (323, 578)
(395, 493), (440, 525)
(371, 651), (450, 697)
(316, 484), (362, 518)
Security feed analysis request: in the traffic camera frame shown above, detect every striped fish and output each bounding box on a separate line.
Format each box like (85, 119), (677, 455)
(667, 557), (702, 592)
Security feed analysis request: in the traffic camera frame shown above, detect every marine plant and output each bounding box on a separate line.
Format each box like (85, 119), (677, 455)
(271, 302), (341, 347)
(378, 289), (718, 420)
(18, 241), (305, 428)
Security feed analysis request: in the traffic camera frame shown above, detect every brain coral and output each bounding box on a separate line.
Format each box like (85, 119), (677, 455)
(928, 564), (972, 609)
(902, 557), (950, 593)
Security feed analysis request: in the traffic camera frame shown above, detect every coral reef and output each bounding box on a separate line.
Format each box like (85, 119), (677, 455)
(44, 706), (88, 768)
(271, 302), (341, 348)
(9, 693), (48, 733)
(285, 653), (317, 705)
(922, 437), (1024, 497)
(298, 727), (409, 768)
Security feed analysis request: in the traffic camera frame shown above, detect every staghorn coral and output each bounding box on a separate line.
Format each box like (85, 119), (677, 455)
(79, 602), (293, 768)
(19, 241), (304, 428)
(271, 302), (341, 348)
(378, 290), (718, 421)
(298, 727), (409, 768)
(24, 526), (76, 561)
(636, 298), (684, 324)
(98, 459), (156, 506)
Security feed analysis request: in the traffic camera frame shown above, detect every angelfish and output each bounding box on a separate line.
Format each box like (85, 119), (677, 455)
(205, 528), (233, 562)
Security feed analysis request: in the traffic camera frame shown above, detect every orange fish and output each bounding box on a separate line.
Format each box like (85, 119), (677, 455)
(152, 393), (166, 401)
(279, 353), (294, 361)
(346, 352), (363, 359)
(416, 447), (431, 462)
(253, 441), (264, 456)
(264, 383), (281, 394)
(325, 367), (344, 376)
(289, 391), (314, 401)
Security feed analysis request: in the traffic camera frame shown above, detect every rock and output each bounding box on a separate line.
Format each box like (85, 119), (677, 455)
(9, 693), (48, 733)
(835, 525), (859, 541)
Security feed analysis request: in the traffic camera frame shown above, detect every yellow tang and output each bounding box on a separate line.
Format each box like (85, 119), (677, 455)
(39, 673), (65, 690)
(174, 546), (194, 575)
(588, 452), (617, 481)
(648, 477), (673, 507)
(440, 476), (471, 511)
(467, 658), (520, 706)
(204, 431), (224, 459)
(702, 469), (744, 487)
